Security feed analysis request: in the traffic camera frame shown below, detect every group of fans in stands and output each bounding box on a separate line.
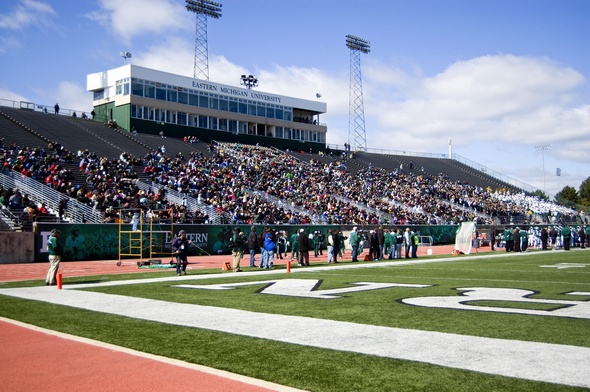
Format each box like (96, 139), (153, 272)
(0, 137), (587, 230)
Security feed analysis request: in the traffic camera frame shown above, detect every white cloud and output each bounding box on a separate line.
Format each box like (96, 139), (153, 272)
(54, 81), (93, 114)
(359, 55), (589, 155)
(0, 0), (55, 30)
(0, 87), (28, 102)
(86, 0), (190, 44)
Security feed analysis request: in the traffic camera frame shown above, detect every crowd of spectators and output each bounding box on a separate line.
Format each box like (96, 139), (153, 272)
(0, 137), (582, 227)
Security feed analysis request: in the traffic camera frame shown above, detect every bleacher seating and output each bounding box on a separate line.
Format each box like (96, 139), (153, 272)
(0, 106), (582, 230)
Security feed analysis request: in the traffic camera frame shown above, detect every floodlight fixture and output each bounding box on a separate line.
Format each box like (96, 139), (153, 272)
(346, 34), (371, 54)
(120, 51), (132, 64)
(186, 0), (223, 80)
(186, 0), (222, 18)
(240, 74), (258, 89)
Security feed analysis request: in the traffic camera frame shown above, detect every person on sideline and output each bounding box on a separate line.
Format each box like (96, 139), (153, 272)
(298, 228), (310, 266)
(247, 226), (258, 267)
(229, 227), (245, 272)
(394, 228), (404, 259)
(46, 229), (63, 285)
(332, 229), (342, 264)
(172, 230), (191, 275)
(411, 230), (419, 258)
(262, 226), (276, 269)
(326, 228), (335, 263)
(404, 228), (412, 258)
(561, 225), (572, 251)
(349, 226), (359, 262)
(290, 229), (299, 261)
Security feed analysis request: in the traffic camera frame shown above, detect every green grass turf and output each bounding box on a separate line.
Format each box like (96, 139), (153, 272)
(1, 250), (589, 391)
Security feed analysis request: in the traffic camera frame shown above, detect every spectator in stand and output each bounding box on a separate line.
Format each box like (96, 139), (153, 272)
(54, 103), (59, 115)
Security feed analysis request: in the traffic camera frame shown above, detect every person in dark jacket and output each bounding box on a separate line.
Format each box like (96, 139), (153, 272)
(247, 226), (258, 267)
(298, 229), (310, 266)
(172, 230), (191, 275)
(579, 226), (587, 249)
(376, 226), (385, 260)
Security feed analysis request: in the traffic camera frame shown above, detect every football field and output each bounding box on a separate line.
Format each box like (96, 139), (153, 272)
(1, 250), (589, 391)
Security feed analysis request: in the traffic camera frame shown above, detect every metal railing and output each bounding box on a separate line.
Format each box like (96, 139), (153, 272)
(134, 180), (226, 224)
(0, 170), (104, 224)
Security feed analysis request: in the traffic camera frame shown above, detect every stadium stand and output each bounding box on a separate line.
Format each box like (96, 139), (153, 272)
(0, 106), (583, 231)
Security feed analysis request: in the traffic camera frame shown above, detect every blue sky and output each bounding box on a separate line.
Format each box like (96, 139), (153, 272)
(1, 0), (589, 198)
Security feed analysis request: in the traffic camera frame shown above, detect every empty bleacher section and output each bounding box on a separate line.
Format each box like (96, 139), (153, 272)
(1, 105), (583, 231)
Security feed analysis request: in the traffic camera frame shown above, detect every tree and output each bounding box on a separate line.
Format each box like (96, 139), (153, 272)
(555, 185), (578, 207)
(530, 189), (548, 201)
(579, 176), (590, 206)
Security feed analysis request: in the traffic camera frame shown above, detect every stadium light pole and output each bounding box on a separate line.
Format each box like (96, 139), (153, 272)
(535, 144), (551, 194)
(186, 0), (222, 81)
(240, 74), (258, 89)
(346, 34), (370, 152)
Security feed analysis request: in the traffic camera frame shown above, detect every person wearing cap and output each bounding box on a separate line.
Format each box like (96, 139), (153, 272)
(172, 230), (191, 275)
(46, 229), (63, 285)
(247, 226), (258, 267)
(229, 227), (245, 272)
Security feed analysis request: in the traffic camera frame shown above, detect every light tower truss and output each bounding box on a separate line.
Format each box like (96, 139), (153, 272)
(186, 0), (222, 80)
(346, 34), (370, 152)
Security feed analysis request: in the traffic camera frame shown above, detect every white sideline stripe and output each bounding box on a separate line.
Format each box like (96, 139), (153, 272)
(0, 316), (305, 392)
(1, 286), (588, 389)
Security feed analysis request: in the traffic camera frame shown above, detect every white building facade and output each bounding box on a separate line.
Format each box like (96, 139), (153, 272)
(87, 65), (327, 150)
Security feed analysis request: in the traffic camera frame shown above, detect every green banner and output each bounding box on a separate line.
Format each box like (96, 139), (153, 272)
(33, 223), (493, 262)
